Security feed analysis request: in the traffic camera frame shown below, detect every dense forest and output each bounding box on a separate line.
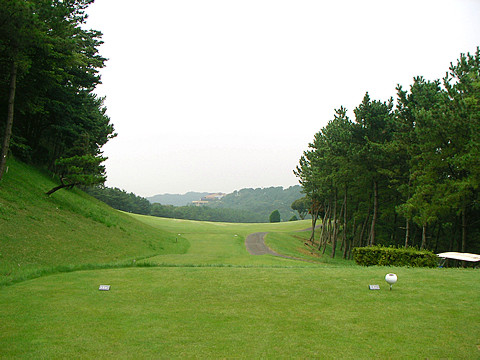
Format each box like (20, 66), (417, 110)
(149, 203), (260, 223)
(85, 186), (152, 215)
(295, 49), (480, 257)
(147, 192), (211, 206)
(85, 186), (303, 223)
(0, 0), (114, 192)
(207, 186), (302, 221)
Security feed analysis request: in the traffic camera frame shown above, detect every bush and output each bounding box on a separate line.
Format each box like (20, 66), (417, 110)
(269, 209), (281, 223)
(352, 246), (438, 267)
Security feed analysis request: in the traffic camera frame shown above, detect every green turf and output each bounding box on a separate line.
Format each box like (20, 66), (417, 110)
(1, 266), (478, 359)
(130, 214), (317, 266)
(1, 159), (479, 358)
(0, 159), (188, 286)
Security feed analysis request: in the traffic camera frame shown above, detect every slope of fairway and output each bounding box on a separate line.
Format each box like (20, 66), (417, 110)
(130, 214), (324, 266)
(0, 159), (189, 286)
(2, 160), (479, 358)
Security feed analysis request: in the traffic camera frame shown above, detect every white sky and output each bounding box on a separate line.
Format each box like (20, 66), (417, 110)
(85, 0), (480, 197)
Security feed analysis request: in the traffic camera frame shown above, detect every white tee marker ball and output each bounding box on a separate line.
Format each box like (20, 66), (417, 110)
(385, 273), (397, 290)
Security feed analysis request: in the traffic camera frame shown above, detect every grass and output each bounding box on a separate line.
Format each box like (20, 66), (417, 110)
(0, 159), (188, 286)
(265, 231), (354, 266)
(130, 214), (318, 267)
(1, 159), (479, 358)
(1, 266), (478, 359)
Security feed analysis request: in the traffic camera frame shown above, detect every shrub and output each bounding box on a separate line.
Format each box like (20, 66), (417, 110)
(269, 209), (281, 223)
(352, 246), (438, 267)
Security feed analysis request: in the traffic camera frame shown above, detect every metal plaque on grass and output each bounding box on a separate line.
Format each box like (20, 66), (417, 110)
(99, 285), (111, 291)
(369, 285), (380, 290)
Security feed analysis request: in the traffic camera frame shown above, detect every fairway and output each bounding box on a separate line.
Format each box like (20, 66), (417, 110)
(129, 215), (321, 267)
(1, 216), (479, 359)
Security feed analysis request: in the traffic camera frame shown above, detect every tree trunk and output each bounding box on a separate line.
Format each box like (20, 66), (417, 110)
(331, 189), (338, 258)
(449, 217), (458, 251)
(309, 210), (317, 244)
(359, 211), (370, 247)
(369, 180), (378, 246)
(404, 177), (411, 248)
(411, 225), (418, 248)
(461, 207), (467, 267)
(309, 201), (319, 244)
(404, 218), (410, 248)
(391, 211), (398, 246)
(46, 180), (76, 196)
(319, 202), (329, 252)
(420, 223), (427, 250)
(338, 192), (346, 251)
(0, 59), (18, 182)
(461, 206), (467, 253)
(349, 216), (356, 260)
(434, 224), (441, 253)
(342, 185), (348, 259)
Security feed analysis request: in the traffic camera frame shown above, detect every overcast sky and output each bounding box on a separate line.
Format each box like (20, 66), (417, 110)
(85, 0), (480, 197)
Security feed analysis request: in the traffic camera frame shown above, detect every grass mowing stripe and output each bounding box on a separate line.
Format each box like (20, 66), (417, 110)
(0, 266), (478, 359)
(2, 162), (478, 358)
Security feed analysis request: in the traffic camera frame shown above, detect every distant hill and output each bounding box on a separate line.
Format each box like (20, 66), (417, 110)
(147, 192), (210, 206)
(207, 186), (304, 222)
(147, 186), (305, 222)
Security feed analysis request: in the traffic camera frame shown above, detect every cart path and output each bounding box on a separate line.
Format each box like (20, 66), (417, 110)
(245, 232), (312, 262)
(245, 232), (281, 256)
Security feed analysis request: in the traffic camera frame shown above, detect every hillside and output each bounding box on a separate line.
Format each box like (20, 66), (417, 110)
(207, 186), (304, 222)
(148, 186), (305, 222)
(0, 158), (189, 286)
(1, 205), (479, 358)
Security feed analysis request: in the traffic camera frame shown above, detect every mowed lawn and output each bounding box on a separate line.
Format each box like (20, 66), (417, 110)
(1, 216), (479, 359)
(130, 215), (320, 266)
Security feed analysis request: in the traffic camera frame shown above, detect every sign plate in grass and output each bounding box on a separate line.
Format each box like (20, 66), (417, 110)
(99, 285), (110, 291)
(369, 285), (380, 290)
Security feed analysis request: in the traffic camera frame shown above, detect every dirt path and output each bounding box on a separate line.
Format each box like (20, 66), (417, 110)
(245, 232), (280, 256)
(245, 232), (308, 262)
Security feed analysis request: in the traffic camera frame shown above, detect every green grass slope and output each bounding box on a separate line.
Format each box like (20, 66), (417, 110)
(0, 158), (189, 286)
(1, 160), (479, 358)
(131, 214), (320, 266)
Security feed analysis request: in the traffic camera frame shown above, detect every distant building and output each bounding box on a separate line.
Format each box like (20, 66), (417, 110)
(192, 193), (225, 206)
(201, 193), (225, 201)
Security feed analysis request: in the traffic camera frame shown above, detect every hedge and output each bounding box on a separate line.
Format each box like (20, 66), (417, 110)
(352, 246), (438, 267)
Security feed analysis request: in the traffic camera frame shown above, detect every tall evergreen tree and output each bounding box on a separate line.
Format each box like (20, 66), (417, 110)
(0, 0), (114, 188)
(296, 48), (480, 254)
(353, 93), (396, 246)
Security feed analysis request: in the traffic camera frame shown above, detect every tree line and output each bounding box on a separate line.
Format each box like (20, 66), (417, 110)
(295, 49), (480, 258)
(0, 0), (114, 193)
(85, 186), (152, 215)
(149, 203), (260, 223)
(208, 186), (303, 222)
(85, 185), (261, 222)
(86, 186), (304, 223)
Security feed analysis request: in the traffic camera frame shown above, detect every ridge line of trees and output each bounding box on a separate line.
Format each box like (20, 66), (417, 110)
(1, 0), (115, 193)
(85, 185), (305, 223)
(295, 48), (480, 258)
